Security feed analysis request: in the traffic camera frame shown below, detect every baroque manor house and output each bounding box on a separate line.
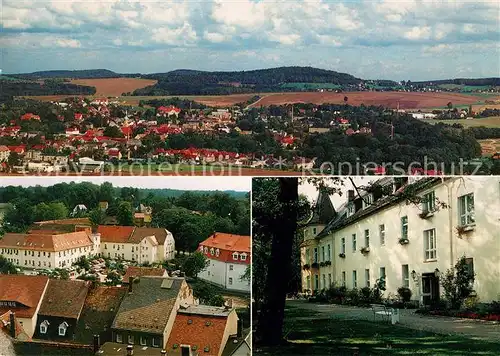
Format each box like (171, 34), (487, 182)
(0, 219), (175, 270)
(301, 177), (500, 304)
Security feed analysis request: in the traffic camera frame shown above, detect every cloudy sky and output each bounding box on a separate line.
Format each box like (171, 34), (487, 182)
(0, 176), (251, 191)
(1, 0), (499, 80)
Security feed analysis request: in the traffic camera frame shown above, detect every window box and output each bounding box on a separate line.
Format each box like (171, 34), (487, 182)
(360, 247), (370, 254)
(419, 211), (434, 219)
(324, 260), (332, 266)
(319, 262), (325, 267)
(303, 264), (310, 270)
(311, 262), (319, 269)
(456, 224), (475, 237)
(339, 252), (346, 258)
(399, 238), (410, 245)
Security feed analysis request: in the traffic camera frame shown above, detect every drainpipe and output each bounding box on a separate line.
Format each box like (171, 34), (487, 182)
(446, 180), (454, 267)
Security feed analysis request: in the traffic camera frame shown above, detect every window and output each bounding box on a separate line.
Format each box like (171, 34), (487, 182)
(364, 229), (370, 247)
(313, 248), (318, 263)
(465, 258), (475, 286)
(314, 275), (319, 290)
(379, 224), (385, 245)
(58, 322), (68, 336)
(352, 234), (356, 252)
(232, 252), (239, 260)
(140, 337), (146, 346)
(365, 269), (370, 287)
(401, 216), (408, 239)
(363, 194), (373, 209)
(40, 320), (49, 334)
(328, 273), (332, 287)
(341, 238), (346, 254)
(306, 275), (311, 289)
(240, 253), (247, 261)
(424, 229), (437, 260)
(204, 247), (208, 254)
(128, 335), (134, 344)
(210, 247), (215, 255)
(402, 264), (409, 288)
(422, 191), (436, 213)
(458, 193), (475, 226)
(152, 338), (159, 347)
(229, 265), (234, 271)
(322, 274), (326, 288)
(215, 249), (220, 257)
(341, 271), (346, 286)
(380, 267), (386, 288)
(327, 244), (331, 260)
(116, 333), (122, 343)
(305, 249), (310, 265)
(321, 246), (325, 261)
(312, 227), (317, 235)
(352, 270), (357, 288)
(229, 277), (233, 285)
(347, 204), (354, 216)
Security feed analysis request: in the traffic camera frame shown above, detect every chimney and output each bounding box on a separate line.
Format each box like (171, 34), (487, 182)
(237, 319), (243, 338)
(128, 277), (134, 293)
(93, 334), (100, 354)
(126, 344), (134, 356)
(9, 312), (16, 338)
(347, 190), (355, 202)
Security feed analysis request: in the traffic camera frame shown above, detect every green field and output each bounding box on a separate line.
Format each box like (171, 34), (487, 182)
(428, 116), (500, 128)
(438, 84), (498, 92)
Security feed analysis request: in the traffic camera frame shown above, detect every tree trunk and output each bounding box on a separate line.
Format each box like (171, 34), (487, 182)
(256, 177), (298, 346)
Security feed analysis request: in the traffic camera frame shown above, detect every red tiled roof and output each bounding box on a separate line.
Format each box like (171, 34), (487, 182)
(20, 113), (40, 121)
(199, 233), (250, 264)
(0, 275), (49, 318)
(97, 225), (135, 243)
(167, 313), (228, 356)
(0, 231), (93, 252)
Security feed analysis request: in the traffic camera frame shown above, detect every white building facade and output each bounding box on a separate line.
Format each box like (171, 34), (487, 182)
(197, 233), (251, 293)
(301, 177), (500, 304)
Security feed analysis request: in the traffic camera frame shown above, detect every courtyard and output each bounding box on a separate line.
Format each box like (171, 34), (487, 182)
(254, 300), (500, 355)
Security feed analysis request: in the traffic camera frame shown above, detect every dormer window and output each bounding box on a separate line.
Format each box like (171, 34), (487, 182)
(347, 204), (354, 217)
(232, 252), (239, 260)
(203, 247), (208, 254)
(363, 194), (373, 209)
(240, 253), (247, 261)
(40, 320), (49, 334)
(58, 321), (68, 336)
(215, 249), (220, 257)
(210, 247), (215, 256)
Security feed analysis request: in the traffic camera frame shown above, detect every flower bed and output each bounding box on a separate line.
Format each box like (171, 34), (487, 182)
(417, 309), (500, 321)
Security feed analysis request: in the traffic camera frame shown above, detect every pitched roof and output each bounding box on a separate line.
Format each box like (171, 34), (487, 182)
(38, 280), (89, 319)
(130, 228), (170, 245)
(199, 233), (250, 253)
(307, 188), (336, 225)
(0, 231), (93, 252)
(122, 266), (167, 282)
(97, 226), (135, 243)
(112, 277), (184, 334)
(0, 275), (49, 318)
(167, 309), (232, 356)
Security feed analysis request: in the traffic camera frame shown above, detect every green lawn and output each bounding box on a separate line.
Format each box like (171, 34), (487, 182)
(254, 306), (500, 356)
(427, 116), (500, 128)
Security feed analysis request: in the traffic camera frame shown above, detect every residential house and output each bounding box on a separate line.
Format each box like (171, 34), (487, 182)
(20, 113), (41, 121)
(0, 229), (100, 270)
(33, 279), (90, 341)
(0, 275), (50, 338)
(98, 226), (176, 263)
(72, 204), (88, 216)
(166, 305), (239, 356)
(0, 146), (10, 161)
(157, 106), (181, 118)
(198, 233), (251, 293)
(99, 201), (109, 212)
(122, 266), (168, 282)
(301, 177), (500, 303)
(110, 276), (195, 350)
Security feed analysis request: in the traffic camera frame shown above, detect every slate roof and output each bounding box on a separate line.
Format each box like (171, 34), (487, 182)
(112, 277), (183, 334)
(98, 226), (172, 245)
(122, 266), (167, 282)
(317, 177), (443, 238)
(307, 188), (336, 225)
(38, 279), (89, 319)
(131, 228), (170, 245)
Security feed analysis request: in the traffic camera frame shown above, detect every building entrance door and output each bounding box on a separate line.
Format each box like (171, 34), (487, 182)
(421, 273), (440, 305)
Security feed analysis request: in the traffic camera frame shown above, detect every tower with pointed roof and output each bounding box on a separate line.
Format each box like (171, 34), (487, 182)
(300, 188), (336, 294)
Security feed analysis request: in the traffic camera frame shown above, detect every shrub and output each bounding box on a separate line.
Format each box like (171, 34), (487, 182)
(346, 288), (360, 306)
(359, 287), (372, 305)
(463, 295), (480, 310)
(371, 288), (383, 303)
(489, 300), (500, 314)
(325, 285), (347, 304)
(441, 256), (475, 309)
(397, 287), (412, 302)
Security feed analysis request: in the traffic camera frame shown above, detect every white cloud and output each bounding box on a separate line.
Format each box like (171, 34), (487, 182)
(404, 26), (432, 40)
